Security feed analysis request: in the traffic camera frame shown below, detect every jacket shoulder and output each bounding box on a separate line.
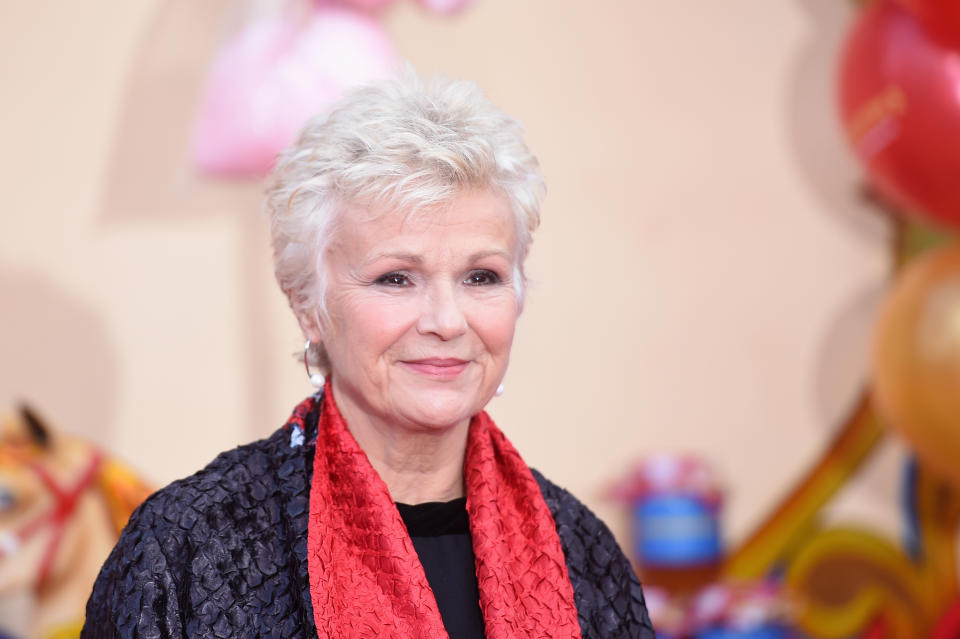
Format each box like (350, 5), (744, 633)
(531, 469), (656, 639)
(134, 427), (309, 538)
(82, 427), (315, 639)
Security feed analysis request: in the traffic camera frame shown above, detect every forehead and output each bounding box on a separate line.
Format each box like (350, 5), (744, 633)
(332, 189), (517, 259)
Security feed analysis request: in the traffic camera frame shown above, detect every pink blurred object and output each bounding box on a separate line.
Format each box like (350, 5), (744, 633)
(193, 4), (399, 177)
(329, 0), (397, 12)
(415, 0), (476, 16)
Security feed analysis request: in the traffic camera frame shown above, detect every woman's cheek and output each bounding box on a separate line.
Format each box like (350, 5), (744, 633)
(472, 296), (519, 352)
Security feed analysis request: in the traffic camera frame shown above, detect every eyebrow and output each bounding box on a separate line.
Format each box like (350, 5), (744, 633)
(363, 249), (512, 267)
(468, 249), (512, 261)
(362, 253), (423, 267)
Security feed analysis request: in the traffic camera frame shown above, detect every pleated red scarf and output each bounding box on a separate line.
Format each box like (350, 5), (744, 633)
(305, 383), (582, 639)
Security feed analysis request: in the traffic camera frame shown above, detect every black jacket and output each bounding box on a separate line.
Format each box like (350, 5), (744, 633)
(81, 399), (654, 638)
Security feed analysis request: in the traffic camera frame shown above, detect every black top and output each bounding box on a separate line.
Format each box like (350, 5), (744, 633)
(81, 397), (655, 638)
(396, 498), (485, 639)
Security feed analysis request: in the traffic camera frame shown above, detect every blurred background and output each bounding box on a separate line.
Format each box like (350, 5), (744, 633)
(2, 0), (959, 637)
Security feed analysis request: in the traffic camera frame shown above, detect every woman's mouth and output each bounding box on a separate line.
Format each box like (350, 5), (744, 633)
(401, 358), (470, 379)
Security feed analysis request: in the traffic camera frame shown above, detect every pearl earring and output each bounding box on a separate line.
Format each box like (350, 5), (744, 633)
(304, 340), (325, 388)
(495, 383), (504, 397)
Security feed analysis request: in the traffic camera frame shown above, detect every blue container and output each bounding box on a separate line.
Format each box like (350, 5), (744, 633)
(633, 494), (721, 565)
(696, 624), (790, 639)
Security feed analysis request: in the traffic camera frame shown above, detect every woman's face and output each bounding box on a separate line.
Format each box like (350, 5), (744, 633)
(313, 188), (520, 432)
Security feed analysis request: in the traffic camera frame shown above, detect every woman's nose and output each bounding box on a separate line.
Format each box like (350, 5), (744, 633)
(417, 282), (468, 340)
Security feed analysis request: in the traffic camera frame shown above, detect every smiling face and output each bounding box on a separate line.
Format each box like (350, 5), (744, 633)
(307, 188), (521, 434)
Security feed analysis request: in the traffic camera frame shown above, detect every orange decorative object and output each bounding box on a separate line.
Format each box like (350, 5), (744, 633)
(912, 463), (960, 606)
(872, 243), (960, 489)
(784, 527), (938, 638)
(783, 464), (960, 639)
(724, 394), (884, 579)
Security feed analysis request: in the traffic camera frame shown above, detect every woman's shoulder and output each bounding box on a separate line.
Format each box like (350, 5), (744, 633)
(131, 425), (313, 542)
(82, 426), (315, 638)
(530, 469), (656, 639)
(529, 468), (621, 549)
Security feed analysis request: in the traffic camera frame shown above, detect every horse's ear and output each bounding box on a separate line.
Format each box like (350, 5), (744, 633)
(18, 403), (51, 448)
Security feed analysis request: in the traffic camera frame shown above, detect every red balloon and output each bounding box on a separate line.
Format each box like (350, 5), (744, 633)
(838, 1), (960, 228)
(894, 0), (960, 47)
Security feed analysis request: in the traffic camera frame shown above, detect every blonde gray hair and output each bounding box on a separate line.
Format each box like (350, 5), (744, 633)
(265, 71), (544, 356)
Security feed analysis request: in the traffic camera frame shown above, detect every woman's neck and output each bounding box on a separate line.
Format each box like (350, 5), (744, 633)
(330, 384), (470, 505)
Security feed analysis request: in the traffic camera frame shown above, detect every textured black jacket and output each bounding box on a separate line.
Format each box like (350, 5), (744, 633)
(82, 400), (655, 638)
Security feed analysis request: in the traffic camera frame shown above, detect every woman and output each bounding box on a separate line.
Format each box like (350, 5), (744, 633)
(82, 72), (654, 639)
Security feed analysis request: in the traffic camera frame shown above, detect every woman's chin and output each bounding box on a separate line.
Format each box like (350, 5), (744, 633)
(392, 386), (483, 431)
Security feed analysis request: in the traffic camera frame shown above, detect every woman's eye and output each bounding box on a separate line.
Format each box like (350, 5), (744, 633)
(375, 272), (411, 287)
(464, 270), (500, 286)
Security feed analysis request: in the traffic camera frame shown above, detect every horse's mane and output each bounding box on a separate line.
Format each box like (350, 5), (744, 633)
(94, 458), (154, 535)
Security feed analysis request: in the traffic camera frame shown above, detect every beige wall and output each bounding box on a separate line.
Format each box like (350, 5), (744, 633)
(1, 0), (899, 552)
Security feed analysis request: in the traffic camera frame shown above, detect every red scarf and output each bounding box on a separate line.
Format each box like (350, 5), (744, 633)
(306, 383), (583, 639)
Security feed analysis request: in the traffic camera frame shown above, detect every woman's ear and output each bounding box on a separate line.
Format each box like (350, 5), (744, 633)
(294, 309), (324, 344)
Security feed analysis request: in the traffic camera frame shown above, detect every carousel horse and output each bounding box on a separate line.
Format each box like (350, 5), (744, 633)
(0, 405), (152, 639)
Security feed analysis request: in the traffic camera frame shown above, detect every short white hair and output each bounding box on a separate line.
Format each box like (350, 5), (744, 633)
(265, 69), (545, 366)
